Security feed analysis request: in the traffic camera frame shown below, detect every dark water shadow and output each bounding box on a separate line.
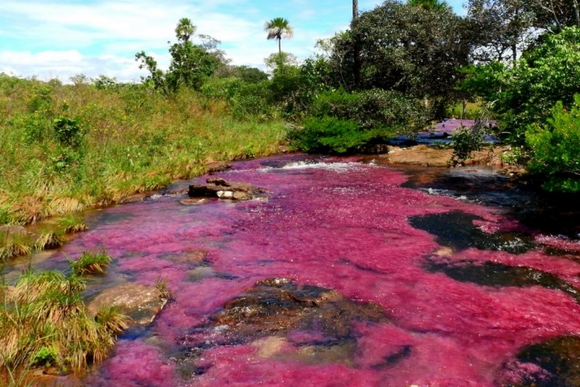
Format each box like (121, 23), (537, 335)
(424, 258), (580, 304)
(402, 167), (580, 240)
(510, 336), (580, 387)
(409, 211), (534, 254)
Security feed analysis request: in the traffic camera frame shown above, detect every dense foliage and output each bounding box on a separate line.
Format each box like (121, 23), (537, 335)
(526, 95), (580, 192)
(320, 0), (472, 106)
(461, 27), (580, 145)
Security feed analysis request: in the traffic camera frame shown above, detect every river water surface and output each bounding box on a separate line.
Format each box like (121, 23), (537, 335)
(31, 155), (580, 386)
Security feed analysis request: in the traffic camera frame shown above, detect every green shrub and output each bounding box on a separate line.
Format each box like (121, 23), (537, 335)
(201, 77), (273, 120)
(526, 95), (580, 192)
(461, 27), (580, 146)
(310, 88), (429, 134)
(53, 116), (84, 148)
(289, 116), (391, 154)
(31, 346), (59, 368)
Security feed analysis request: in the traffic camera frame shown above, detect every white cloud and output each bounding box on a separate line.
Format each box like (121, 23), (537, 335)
(0, 0), (467, 81)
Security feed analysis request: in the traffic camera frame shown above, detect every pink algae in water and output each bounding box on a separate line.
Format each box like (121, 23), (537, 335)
(76, 155), (580, 386)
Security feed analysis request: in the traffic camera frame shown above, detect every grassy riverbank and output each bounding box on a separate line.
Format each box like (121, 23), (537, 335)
(0, 75), (286, 229)
(0, 74), (286, 382)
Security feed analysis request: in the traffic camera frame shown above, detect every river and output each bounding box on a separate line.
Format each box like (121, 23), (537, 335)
(27, 154), (580, 386)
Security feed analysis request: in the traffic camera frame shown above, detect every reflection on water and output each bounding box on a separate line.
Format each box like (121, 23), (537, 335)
(20, 154), (580, 386)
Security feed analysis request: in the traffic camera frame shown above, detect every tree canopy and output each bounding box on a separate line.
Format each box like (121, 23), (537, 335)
(135, 18), (224, 93)
(320, 0), (471, 113)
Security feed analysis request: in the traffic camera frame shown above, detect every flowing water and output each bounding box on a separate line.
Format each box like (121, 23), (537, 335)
(20, 155), (580, 386)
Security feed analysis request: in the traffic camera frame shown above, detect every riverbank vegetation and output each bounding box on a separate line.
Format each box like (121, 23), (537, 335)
(0, 250), (129, 384)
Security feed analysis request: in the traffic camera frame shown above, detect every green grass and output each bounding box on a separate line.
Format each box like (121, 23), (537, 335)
(0, 75), (287, 228)
(447, 100), (483, 120)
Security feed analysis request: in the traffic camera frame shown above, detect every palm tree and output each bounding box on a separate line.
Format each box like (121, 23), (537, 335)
(264, 17), (293, 53)
(353, 0), (359, 20)
(175, 18), (196, 43)
(407, 0), (451, 11)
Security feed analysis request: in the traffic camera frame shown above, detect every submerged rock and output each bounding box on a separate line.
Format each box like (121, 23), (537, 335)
(205, 161), (232, 174)
(209, 278), (385, 339)
(87, 283), (168, 326)
(180, 278), (387, 365)
(188, 178), (266, 201)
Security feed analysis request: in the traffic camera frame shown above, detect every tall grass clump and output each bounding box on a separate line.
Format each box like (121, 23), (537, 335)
(0, 233), (32, 262)
(0, 74), (287, 228)
(69, 249), (112, 275)
(0, 264), (129, 376)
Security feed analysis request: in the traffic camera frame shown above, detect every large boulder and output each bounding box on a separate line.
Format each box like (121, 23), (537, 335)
(87, 283), (168, 326)
(188, 178), (266, 201)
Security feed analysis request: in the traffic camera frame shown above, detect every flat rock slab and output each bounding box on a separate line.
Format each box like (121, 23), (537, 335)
(375, 145), (506, 167)
(87, 283), (168, 326)
(205, 161), (232, 174)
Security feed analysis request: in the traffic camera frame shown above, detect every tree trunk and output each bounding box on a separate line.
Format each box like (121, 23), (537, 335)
(278, 38), (282, 54)
(353, 0), (361, 90)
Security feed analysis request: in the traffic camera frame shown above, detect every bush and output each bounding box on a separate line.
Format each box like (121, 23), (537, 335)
(288, 116), (391, 154)
(201, 77), (273, 120)
(53, 116), (84, 148)
(309, 88), (429, 134)
(289, 88), (429, 154)
(526, 95), (580, 192)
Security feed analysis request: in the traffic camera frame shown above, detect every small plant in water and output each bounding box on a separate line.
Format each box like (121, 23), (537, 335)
(69, 249), (112, 275)
(155, 275), (171, 299)
(34, 230), (65, 250)
(57, 214), (89, 234)
(95, 306), (131, 332)
(0, 228), (34, 262)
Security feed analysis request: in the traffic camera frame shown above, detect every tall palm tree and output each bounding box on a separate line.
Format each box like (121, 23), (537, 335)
(407, 0), (451, 11)
(175, 17), (196, 43)
(353, 0), (359, 20)
(264, 17), (293, 53)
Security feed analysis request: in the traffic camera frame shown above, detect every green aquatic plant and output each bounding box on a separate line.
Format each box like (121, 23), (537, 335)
(69, 249), (112, 276)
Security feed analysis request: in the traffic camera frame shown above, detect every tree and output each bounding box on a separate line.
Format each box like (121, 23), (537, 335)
(328, 0), (471, 113)
(136, 18), (223, 93)
(466, 0), (536, 63)
(461, 27), (580, 144)
(264, 17), (294, 54)
(466, 0), (580, 64)
(175, 17), (196, 42)
(352, 0), (361, 89)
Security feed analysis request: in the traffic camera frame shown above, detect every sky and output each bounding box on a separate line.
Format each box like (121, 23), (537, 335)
(0, 0), (464, 83)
